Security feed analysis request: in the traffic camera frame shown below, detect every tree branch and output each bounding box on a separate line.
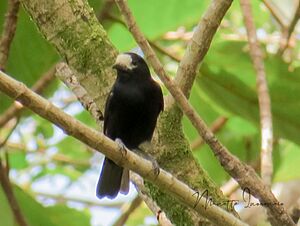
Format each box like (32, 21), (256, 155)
(240, 0), (274, 187)
(191, 116), (228, 150)
(0, 0), (20, 70)
(114, 1), (295, 225)
(112, 196), (143, 226)
(0, 70), (247, 226)
(174, 0), (233, 98)
(0, 65), (56, 128)
(56, 63), (104, 124)
(21, 0), (117, 113)
(0, 161), (28, 226)
(130, 173), (173, 226)
(278, 1), (300, 54)
(262, 0), (288, 28)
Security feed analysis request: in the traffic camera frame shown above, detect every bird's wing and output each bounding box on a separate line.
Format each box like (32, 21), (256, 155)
(103, 90), (114, 136)
(155, 81), (164, 113)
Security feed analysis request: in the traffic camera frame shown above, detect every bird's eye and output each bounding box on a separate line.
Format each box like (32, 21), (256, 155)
(131, 60), (137, 66)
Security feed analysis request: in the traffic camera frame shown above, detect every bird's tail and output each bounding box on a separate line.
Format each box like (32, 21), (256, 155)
(96, 158), (129, 199)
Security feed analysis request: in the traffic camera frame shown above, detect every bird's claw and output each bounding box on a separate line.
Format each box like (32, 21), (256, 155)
(133, 148), (160, 178)
(115, 138), (127, 157)
(151, 159), (160, 178)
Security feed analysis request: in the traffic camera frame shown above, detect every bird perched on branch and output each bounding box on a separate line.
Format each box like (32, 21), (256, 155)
(96, 52), (164, 199)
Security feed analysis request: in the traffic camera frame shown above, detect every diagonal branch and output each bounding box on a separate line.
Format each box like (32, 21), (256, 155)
(0, 65), (56, 128)
(114, 0), (294, 225)
(56, 63), (104, 124)
(191, 116), (228, 150)
(240, 0), (274, 187)
(0, 0), (20, 70)
(112, 196), (143, 226)
(278, 1), (300, 54)
(262, 0), (288, 28)
(0, 161), (28, 226)
(174, 0), (233, 98)
(0, 70), (247, 226)
(130, 173), (173, 226)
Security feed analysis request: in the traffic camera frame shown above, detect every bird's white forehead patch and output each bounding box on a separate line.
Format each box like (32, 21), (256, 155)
(115, 54), (136, 70)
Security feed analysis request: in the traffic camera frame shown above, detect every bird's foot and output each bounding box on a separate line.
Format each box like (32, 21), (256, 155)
(133, 148), (160, 178)
(115, 138), (127, 157)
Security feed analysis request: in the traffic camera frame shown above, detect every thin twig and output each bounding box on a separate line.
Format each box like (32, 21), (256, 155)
(148, 41), (181, 63)
(56, 63), (104, 123)
(0, 118), (19, 149)
(191, 116), (228, 150)
(0, 70), (247, 226)
(240, 0), (274, 187)
(114, 1), (294, 225)
(0, 161), (28, 226)
(34, 191), (124, 208)
(0, 65), (56, 128)
(221, 178), (240, 197)
(97, 0), (115, 21)
(262, 0), (287, 28)
(0, 0), (20, 70)
(112, 196), (143, 226)
(278, 1), (300, 54)
(0, 117), (20, 176)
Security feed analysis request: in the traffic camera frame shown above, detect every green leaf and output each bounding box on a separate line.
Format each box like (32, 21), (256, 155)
(198, 41), (300, 146)
(33, 165), (83, 182)
(273, 140), (300, 182)
(193, 118), (260, 185)
(45, 204), (91, 226)
(34, 116), (54, 139)
(0, 185), (91, 226)
(8, 151), (29, 170)
(126, 203), (154, 226)
(0, 5), (59, 113)
(0, 185), (16, 226)
(57, 137), (91, 162)
(108, 0), (210, 51)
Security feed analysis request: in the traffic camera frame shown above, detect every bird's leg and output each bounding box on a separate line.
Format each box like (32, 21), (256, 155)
(115, 138), (127, 157)
(133, 144), (160, 178)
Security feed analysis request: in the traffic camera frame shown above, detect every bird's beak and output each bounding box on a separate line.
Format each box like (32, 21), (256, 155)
(112, 63), (118, 69)
(112, 63), (128, 72)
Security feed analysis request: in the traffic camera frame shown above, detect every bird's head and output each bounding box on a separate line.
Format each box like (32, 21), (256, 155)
(112, 52), (151, 79)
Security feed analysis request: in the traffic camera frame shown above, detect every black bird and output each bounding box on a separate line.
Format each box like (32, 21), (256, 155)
(96, 52), (164, 199)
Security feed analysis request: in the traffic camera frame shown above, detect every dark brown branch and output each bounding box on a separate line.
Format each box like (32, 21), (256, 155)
(114, 1), (295, 225)
(97, 0), (115, 21)
(0, 0), (20, 70)
(0, 161), (28, 226)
